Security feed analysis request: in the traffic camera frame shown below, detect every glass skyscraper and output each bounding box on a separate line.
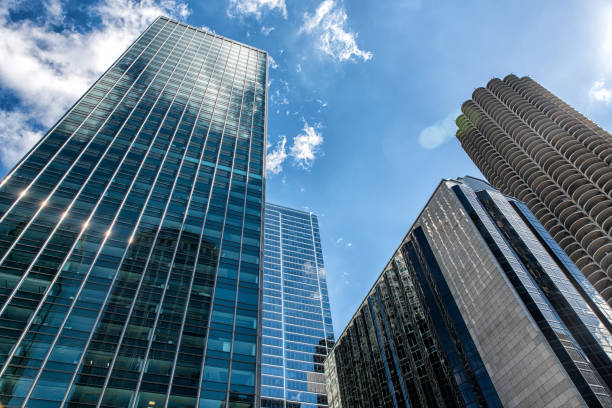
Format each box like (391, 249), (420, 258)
(325, 177), (612, 408)
(261, 204), (334, 408)
(0, 16), (266, 408)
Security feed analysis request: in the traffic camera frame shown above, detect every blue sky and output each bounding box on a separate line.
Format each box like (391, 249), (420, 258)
(1, 0), (612, 333)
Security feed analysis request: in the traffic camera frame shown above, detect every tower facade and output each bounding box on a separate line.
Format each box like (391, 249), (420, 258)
(325, 177), (612, 408)
(261, 203), (334, 408)
(0, 17), (267, 408)
(456, 75), (612, 305)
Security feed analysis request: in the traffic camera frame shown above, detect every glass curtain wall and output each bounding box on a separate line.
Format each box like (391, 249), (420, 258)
(261, 204), (333, 408)
(0, 16), (267, 408)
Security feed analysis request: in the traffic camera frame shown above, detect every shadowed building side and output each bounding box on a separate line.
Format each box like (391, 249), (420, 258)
(325, 177), (612, 408)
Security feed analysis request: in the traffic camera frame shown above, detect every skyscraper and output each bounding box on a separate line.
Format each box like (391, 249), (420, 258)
(261, 203), (333, 408)
(456, 74), (612, 306)
(0, 16), (267, 408)
(325, 177), (612, 408)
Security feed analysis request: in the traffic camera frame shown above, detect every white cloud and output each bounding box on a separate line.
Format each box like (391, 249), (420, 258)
(296, 63), (302, 72)
(300, 0), (372, 62)
(418, 111), (460, 149)
(261, 25), (275, 36)
(227, 0), (287, 19)
(290, 122), (324, 169)
(201, 25), (216, 34)
(44, 0), (64, 24)
(268, 55), (278, 69)
(0, 111), (43, 169)
(0, 0), (190, 168)
(336, 236), (352, 248)
(316, 98), (327, 112)
(589, 81), (612, 103)
(266, 136), (287, 175)
(266, 122), (324, 175)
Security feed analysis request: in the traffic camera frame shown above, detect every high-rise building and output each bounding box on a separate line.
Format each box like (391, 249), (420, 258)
(456, 74), (612, 306)
(325, 177), (612, 408)
(261, 203), (334, 408)
(0, 16), (267, 408)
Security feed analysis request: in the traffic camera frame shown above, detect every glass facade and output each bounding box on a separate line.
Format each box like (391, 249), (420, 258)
(326, 177), (612, 408)
(261, 203), (333, 408)
(0, 17), (266, 408)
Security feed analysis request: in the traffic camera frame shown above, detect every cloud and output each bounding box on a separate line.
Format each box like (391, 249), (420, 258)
(336, 237), (352, 248)
(261, 25), (275, 36)
(227, 0), (287, 19)
(300, 0), (372, 62)
(418, 111), (460, 149)
(268, 55), (278, 69)
(0, 0), (190, 168)
(201, 25), (216, 34)
(44, 0), (64, 24)
(265, 122), (324, 175)
(589, 81), (612, 103)
(290, 122), (324, 169)
(0, 111), (44, 169)
(296, 63), (302, 72)
(266, 136), (287, 175)
(316, 98), (327, 112)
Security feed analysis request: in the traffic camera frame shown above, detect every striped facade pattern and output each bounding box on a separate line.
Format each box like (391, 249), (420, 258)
(0, 17), (267, 408)
(261, 204), (333, 408)
(456, 74), (612, 305)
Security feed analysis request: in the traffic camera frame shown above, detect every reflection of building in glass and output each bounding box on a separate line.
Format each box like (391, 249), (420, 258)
(326, 177), (612, 408)
(0, 16), (266, 408)
(457, 75), (612, 306)
(261, 203), (334, 408)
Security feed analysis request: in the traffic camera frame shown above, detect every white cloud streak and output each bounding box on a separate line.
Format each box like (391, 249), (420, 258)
(261, 25), (275, 36)
(266, 136), (287, 175)
(290, 122), (324, 169)
(589, 81), (612, 103)
(268, 55), (279, 69)
(201, 24), (216, 34)
(300, 0), (372, 62)
(227, 0), (287, 19)
(418, 111), (460, 149)
(265, 122), (324, 175)
(0, 0), (190, 168)
(0, 111), (43, 169)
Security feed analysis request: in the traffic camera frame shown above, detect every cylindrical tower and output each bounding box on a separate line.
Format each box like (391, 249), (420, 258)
(457, 74), (612, 305)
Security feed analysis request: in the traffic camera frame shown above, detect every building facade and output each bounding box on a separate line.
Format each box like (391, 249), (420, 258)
(456, 75), (612, 306)
(325, 177), (612, 408)
(0, 17), (267, 408)
(261, 204), (334, 408)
